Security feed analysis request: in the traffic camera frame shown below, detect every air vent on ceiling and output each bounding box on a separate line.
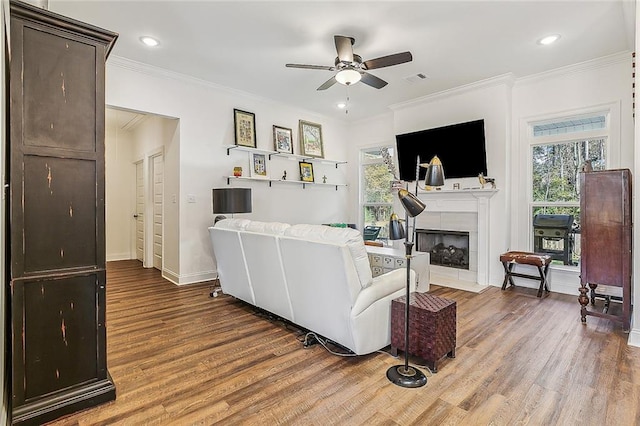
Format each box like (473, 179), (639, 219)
(404, 73), (430, 84)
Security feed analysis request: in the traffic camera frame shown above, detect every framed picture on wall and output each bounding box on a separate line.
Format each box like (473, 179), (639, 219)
(251, 153), (268, 178)
(299, 161), (314, 182)
(273, 125), (293, 154)
(234, 109), (257, 148)
(299, 120), (324, 158)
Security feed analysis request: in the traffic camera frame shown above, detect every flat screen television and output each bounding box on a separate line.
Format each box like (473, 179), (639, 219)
(395, 119), (487, 181)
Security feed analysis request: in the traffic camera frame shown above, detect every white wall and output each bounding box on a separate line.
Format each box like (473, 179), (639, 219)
(105, 58), (350, 284)
(105, 113), (135, 261)
(512, 52), (633, 295)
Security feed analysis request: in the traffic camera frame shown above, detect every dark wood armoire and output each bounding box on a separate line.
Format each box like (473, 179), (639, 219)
(578, 169), (632, 331)
(7, 1), (117, 424)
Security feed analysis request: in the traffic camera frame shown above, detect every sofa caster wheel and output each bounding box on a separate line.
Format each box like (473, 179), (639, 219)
(210, 291), (218, 298)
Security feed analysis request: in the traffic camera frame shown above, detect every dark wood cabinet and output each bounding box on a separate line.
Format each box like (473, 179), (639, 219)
(7, 1), (117, 424)
(578, 169), (632, 331)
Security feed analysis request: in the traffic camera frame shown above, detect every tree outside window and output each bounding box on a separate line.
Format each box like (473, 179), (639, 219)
(361, 147), (395, 240)
(530, 114), (607, 265)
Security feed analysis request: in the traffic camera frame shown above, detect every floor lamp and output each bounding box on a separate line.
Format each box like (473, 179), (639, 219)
(386, 155), (444, 388)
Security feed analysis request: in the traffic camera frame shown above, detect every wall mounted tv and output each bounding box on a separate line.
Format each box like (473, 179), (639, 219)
(395, 119), (487, 181)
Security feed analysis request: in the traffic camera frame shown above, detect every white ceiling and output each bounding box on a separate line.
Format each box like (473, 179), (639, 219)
(49, 1), (635, 122)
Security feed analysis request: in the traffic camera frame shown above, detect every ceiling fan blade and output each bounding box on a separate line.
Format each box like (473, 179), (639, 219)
(363, 51), (413, 70)
(360, 72), (388, 89)
(286, 63), (336, 71)
(317, 76), (337, 91)
(334, 35), (354, 63)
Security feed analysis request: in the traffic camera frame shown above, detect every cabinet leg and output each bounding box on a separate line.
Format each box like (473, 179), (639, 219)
(589, 283), (598, 305)
(578, 284), (589, 324)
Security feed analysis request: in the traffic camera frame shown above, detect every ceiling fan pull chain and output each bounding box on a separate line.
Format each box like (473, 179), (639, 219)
(345, 86), (350, 115)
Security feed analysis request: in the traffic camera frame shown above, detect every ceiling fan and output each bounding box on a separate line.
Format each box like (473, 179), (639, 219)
(286, 35), (413, 91)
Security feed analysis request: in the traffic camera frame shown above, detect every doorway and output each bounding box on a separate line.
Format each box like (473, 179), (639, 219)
(105, 107), (177, 273)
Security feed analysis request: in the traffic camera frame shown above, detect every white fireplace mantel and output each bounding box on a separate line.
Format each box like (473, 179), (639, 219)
(416, 188), (498, 292)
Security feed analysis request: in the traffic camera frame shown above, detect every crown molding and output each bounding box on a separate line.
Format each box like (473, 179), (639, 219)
(107, 55), (346, 123)
(514, 51), (632, 87)
(389, 73), (515, 112)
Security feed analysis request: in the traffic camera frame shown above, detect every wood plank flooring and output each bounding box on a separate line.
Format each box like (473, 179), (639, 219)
(48, 260), (640, 425)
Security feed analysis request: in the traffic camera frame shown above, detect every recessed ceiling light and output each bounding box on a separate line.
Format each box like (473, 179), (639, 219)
(140, 36), (160, 47)
(337, 102), (346, 109)
(538, 34), (560, 46)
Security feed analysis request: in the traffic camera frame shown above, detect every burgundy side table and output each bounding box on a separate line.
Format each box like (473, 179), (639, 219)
(390, 292), (457, 373)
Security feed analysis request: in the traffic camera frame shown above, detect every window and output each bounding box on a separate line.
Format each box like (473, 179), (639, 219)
(529, 113), (608, 265)
(361, 146), (395, 240)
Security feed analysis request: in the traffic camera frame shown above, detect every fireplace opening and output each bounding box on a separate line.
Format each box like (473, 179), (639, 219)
(416, 229), (470, 270)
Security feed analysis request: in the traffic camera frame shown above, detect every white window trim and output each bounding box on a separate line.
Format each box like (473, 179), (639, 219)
(522, 104), (617, 269)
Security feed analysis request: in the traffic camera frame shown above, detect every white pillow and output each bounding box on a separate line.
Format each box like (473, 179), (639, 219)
(214, 218), (251, 231)
(245, 220), (291, 235)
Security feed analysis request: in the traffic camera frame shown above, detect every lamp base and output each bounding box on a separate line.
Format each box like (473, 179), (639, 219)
(386, 365), (427, 388)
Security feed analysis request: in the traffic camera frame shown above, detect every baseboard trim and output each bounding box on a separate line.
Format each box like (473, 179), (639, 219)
(11, 373), (115, 425)
(161, 269), (216, 286)
(628, 329), (640, 347)
(162, 268), (179, 285)
(106, 253), (133, 262)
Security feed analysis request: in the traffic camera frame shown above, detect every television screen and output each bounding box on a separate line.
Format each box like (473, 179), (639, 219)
(395, 119), (487, 180)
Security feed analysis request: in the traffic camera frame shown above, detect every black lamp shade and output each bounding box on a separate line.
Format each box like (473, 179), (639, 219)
(389, 213), (405, 240)
(424, 155), (445, 187)
(212, 188), (252, 214)
(398, 189), (426, 218)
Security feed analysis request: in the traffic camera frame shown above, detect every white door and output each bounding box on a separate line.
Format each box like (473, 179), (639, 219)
(135, 161), (144, 262)
(152, 155), (163, 270)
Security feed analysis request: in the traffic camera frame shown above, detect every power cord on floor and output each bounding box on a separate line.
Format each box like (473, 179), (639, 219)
(302, 332), (357, 357)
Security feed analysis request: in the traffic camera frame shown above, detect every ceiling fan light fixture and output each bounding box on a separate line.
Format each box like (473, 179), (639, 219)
(335, 69), (362, 86)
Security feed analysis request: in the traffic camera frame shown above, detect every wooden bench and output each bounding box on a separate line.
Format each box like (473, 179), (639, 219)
(500, 251), (552, 298)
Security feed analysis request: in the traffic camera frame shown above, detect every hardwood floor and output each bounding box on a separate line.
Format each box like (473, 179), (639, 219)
(48, 260), (640, 425)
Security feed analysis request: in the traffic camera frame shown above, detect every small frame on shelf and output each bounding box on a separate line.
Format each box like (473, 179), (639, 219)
(251, 153), (268, 178)
(299, 161), (314, 182)
(234, 109), (256, 148)
(273, 125), (293, 154)
(299, 120), (324, 158)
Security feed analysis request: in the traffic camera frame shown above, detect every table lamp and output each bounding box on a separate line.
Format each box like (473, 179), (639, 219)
(212, 187), (252, 224)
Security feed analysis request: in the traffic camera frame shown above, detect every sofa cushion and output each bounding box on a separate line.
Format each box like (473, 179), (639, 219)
(214, 218), (251, 231)
(284, 224), (373, 288)
(245, 220), (291, 235)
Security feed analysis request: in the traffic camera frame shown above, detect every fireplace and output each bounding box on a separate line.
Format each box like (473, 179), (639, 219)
(416, 229), (470, 270)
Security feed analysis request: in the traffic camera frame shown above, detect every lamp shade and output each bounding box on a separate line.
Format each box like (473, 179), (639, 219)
(397, 189), (426, 218)
(388, 213), (405, 240)
(212, 188), (252, 214)
(424, 155), (445, 187)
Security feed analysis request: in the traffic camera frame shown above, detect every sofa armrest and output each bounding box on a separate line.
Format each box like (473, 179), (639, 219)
(352, 268), (416, 316)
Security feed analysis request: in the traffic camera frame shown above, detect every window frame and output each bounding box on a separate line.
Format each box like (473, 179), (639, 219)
(359, 145), (395, 239)
(526, 111), (611, 267)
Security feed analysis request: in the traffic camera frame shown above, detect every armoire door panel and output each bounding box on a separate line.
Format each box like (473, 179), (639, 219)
(22, 25), (97, 153)
(22, 156), (97, 273)
(21, 274), (101, 400)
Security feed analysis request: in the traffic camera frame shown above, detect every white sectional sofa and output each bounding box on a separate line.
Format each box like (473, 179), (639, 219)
(208, 219), (414, 355)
